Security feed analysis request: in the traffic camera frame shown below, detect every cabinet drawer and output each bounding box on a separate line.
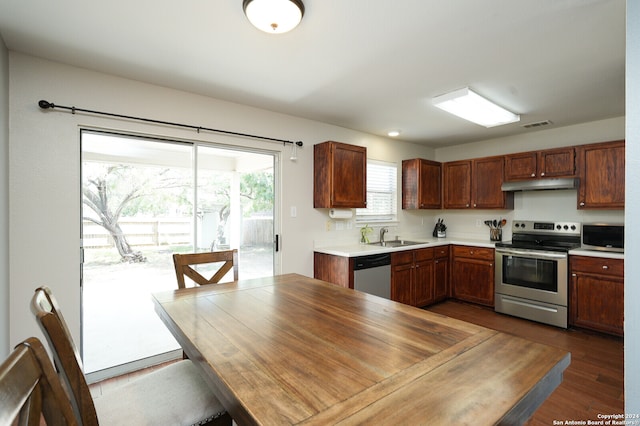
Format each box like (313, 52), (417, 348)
(392, 251), (414, 265)
(571, 256), (624, 277)
(452, 245), (494, 261)
(414, 248), (434, 262)
(434, 246), (449, 259)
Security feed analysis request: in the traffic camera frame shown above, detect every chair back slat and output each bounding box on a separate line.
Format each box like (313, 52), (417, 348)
(31, 287), (99, 426)
(0, 337), (78, 426)
(173, 249), (239, 289)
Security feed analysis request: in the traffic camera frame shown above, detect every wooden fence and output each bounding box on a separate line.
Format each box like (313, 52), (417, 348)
(83, 217), (273, 248)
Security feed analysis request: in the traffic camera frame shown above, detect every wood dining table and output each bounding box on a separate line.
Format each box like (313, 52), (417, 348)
(152, 273), (570, 425)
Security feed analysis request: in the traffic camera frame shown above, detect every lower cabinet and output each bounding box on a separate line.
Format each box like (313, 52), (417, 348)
(570, 255), (624, 336)
(313, 252), (353, 288)
(451, 245), (495, 307)
(433, 246), (450, 302)
(391, 248), (434, 307)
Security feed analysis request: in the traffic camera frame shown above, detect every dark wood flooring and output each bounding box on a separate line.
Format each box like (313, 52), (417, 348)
(90, 300), (624, 425)
(425, 300), (624, 425)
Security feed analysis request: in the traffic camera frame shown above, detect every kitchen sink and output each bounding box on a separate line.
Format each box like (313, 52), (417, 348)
(368, 239), (423, 248)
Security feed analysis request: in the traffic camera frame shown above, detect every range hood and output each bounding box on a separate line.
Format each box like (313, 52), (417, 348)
(501, 178), (579, 192)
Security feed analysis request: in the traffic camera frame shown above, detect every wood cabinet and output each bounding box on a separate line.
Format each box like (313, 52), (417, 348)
(570, 255), (624, 336)
(504, 147), (576, 181)
(314, 141), (367, 208)
(313, 252), (353, 289)
(391, 248), (434, 307)
(443, 156), (513, 209)
(402, 158), (441, 209)
(576, 140), (625, 209)
(433, 246), (450, 302)
(451, 245), (495, 307)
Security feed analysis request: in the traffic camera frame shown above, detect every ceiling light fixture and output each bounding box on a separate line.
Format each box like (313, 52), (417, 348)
(243, 0), (305, 34)
(387, 130), (401, 137)
(432, 87), (520, 128)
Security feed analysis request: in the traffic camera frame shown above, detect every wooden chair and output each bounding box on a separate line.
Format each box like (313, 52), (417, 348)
(30, 286), (232, 426)
(0, 337), (78, 426)
(173, 249), (239, 289)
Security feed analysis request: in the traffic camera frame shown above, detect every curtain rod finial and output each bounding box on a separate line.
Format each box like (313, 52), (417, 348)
(38, 100), (54, 109)
(295, 141), (303, 147)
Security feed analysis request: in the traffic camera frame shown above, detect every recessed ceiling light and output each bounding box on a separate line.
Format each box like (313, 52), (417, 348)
(432, 87), (520, 128)
(387, 130), (401, 137)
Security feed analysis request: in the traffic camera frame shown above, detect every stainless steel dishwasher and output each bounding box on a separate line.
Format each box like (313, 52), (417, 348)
(353, 253), (391, 299)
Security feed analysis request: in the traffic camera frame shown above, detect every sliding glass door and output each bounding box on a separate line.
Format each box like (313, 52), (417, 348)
(81, 130), (277, 380)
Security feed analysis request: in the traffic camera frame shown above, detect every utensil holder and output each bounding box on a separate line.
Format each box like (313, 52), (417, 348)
(490, 228), (502, 241)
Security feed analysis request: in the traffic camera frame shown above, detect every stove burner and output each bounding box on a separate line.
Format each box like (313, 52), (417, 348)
(496, 220), (581, 252)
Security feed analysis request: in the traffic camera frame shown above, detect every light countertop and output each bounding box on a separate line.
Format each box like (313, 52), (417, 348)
(315, 238), (624, 260)
(314, 237), (495, 257)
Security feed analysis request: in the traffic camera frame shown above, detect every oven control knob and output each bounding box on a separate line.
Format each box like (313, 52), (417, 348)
(563, 225), (569, 230)
(556, 225), (561, 230)
(571, 225), (576, 230)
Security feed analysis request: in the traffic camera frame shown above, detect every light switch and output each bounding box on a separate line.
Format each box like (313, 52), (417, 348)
(290, 206), (297, 217)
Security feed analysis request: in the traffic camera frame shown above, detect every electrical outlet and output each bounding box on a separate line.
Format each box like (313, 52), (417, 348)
(476, 219), (482, 227)
(326, 220), (331, 231)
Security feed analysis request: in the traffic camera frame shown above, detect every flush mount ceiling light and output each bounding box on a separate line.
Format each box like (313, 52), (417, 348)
(387, 130), (401, 137)
(243, 0), (305, 34)
(432, 87), (520, 128)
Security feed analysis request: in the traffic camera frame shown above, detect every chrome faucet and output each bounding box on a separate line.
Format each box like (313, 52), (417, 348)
(380, 227), (388, 244)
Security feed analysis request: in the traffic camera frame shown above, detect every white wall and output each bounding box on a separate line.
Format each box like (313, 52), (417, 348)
(0, 35), (9, 357)
(625, 0), (639, 414)
(7, 53), (435, 348)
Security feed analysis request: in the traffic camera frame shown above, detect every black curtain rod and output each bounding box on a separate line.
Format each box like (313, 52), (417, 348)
(38, 100), (303, 147)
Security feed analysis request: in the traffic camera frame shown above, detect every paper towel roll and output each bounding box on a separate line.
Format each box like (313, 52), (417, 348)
(329, 208), (353, 219)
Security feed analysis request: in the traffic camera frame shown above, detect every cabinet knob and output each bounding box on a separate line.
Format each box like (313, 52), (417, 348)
(531, 173), (536, 177)
(602, 265), (609, 270)
(541, 172), (545, 177)
(473, 203), (477, 208)
(466, 203), (470, 207)
(469, 250), (474, 255)
(572, 273), (577, 277)
(580, 202), (585, 206)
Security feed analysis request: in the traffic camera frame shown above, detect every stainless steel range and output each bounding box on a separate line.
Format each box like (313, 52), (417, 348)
(494, 220), (581, 328)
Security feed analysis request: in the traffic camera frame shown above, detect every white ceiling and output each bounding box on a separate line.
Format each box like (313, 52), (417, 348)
(0, 0), (626, 147)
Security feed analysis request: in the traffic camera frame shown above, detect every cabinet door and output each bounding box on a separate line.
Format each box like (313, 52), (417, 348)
(452, 257), (494, 307)
(577, 140), (625, 209)
(443, 160), (472, 209)
(332, 143), (367, 208)
(314, 141), (366, 208)
(539, 147), (575, 178)
(419, 160), (442, 209)
(473, 156), (511, 209)
(391, 262), (413, 305)
(414, 259), (434, 307)
(434, 257), (449, 302)
(402, 159), (441, 209)
(570, 273), (623, 336)
(505, 152), (537, 180)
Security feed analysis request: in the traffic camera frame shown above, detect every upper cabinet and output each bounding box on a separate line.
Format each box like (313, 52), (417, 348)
(505, 147), (576, 181)
(576, 140), (625, 209)
(402, 158), (441, 209)
(314, 141), (367, 208)
(443, 156), (513, 210)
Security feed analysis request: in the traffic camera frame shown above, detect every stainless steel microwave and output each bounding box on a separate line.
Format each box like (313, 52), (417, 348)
(581, 223), (624, 253)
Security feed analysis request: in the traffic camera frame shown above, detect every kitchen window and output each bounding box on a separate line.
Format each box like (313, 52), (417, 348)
(356, 160), (397, 222)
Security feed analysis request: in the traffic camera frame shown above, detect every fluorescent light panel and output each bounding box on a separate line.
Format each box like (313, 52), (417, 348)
(432, 87), (520, 128)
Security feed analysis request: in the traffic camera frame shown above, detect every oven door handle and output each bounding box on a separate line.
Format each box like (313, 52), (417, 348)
(496, 248), (567, 260)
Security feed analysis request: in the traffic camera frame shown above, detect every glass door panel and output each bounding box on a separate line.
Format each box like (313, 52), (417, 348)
(81, 131), (276, 380)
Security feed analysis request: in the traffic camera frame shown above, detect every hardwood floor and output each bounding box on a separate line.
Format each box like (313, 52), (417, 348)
(425, 300), (624, 425)
(90, 300), (624, 425)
